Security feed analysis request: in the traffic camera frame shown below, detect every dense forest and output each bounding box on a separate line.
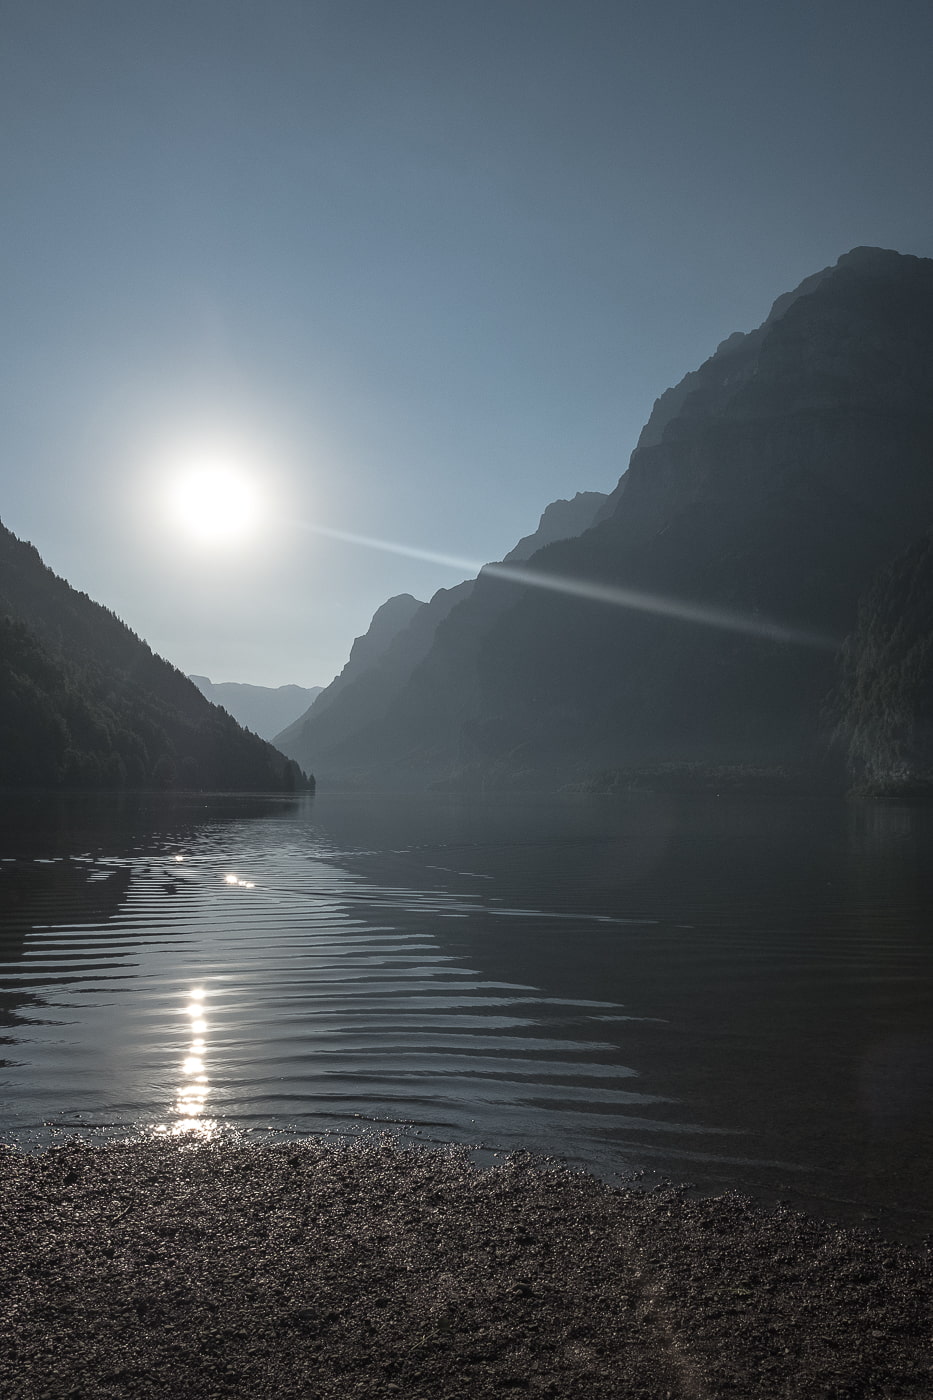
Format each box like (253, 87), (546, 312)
(837, 532), (933, 796)
(0, 521), (311, 792)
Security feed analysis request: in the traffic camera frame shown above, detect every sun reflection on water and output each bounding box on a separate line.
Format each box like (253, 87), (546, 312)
(154, 984), (220, 1138)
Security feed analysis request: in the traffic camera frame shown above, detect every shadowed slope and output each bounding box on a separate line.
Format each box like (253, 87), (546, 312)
(295, 248), (933, 789)
(0, 521), (308, 791)
(275, 493), (608, 779)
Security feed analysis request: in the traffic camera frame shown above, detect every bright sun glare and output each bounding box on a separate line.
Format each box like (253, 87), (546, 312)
(165, 453), (263, 547)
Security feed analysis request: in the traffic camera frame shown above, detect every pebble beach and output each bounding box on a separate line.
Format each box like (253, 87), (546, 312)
(1, 1137), (931, 1398)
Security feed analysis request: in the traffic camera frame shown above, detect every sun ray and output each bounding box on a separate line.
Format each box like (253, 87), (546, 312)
(297, 520), (839, 651)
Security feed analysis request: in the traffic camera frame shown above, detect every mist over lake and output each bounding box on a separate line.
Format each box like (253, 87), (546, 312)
(2, 788), (931, 1241)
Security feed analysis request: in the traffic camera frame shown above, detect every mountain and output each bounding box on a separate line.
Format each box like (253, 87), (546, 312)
(274, 593), (424, 754)
(0, 520), (310, 791)
(504, 491), (609, 561)
(282, 247), (933, 791)
(188, 676), (322, 741)
(275, 581), (471, 767)
(299, 593), (424, 723)
(275, 491), (608, 776)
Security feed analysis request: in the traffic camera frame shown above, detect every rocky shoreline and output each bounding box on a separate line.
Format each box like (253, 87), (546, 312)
(1, 1137), (931, 1398)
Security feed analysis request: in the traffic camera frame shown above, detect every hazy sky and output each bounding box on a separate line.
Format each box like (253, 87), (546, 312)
(2, 0), (932, 687)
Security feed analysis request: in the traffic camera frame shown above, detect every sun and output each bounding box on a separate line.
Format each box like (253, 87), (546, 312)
(165, 453), (263, 547)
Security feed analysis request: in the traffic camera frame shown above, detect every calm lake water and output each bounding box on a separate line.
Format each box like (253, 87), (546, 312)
(1, 787), (932, 1238)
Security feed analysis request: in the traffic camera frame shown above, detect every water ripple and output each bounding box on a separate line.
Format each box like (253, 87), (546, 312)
(0, 837), (700, 1172)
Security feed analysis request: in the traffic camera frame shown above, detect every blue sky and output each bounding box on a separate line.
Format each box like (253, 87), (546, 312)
(2, 0), (932, 687)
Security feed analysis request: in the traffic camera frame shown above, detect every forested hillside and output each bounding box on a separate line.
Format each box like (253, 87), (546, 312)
(837, 533), (933, 795)
(0, 521), (309, 791)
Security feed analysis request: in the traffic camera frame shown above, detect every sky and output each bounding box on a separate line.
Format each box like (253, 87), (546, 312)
(1, 0), (932, 689)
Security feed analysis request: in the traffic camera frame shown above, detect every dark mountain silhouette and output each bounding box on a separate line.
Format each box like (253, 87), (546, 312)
(274, 592), (424, 755)
(281, 247), (933, 790)
(274, 581), (471, 767)
(188, 676), (322, 741)
(0, 521), (310, 791)
(275, 491), (608, 776)
(504, 491), (609, 561)
(301, 593), (424, 722)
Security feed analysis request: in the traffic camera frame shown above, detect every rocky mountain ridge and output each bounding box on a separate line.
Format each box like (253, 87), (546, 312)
(278, 247), (933, 790)
(275, 490), (608, 772)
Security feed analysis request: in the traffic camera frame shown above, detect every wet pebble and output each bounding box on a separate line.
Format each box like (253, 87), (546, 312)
(0, 1138), (930, 1398)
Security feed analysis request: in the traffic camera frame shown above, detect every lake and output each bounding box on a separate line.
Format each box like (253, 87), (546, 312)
(1, 787), (932, 1239)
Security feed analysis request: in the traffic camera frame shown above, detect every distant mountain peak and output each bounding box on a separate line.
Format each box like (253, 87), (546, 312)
(187, 675), (322, 740)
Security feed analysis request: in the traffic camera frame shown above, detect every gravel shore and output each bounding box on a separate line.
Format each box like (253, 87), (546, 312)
(1, 1137), (930, 1398)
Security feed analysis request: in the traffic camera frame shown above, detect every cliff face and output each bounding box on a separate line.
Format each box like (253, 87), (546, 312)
(274, 593), (425, 756)
(0, 522), (309, 791)
(275, 492), (608, 778)
(275, 582), (473, 770)
(305, 594), (424, 723)
(287, 247), (933, 789)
